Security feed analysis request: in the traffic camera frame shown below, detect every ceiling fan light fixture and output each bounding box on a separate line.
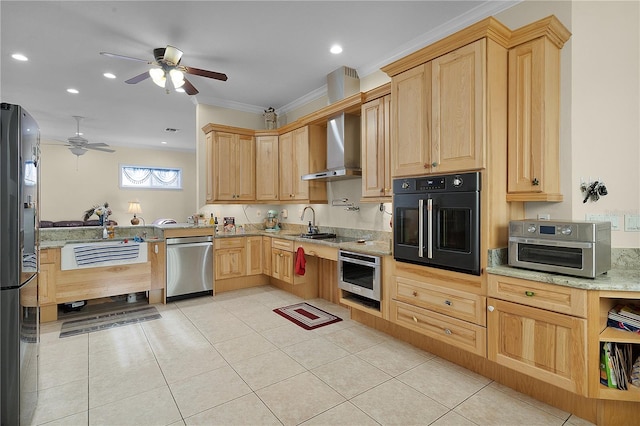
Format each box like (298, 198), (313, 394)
(149, 68), (166, 88)
(69, 147), (87, 156)
(169, 69), (185, 88)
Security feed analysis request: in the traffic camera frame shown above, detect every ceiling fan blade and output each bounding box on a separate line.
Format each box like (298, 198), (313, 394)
(125, 72), (151, 84)
(184, 66), (228, 81)
(100, 51), (150, 63)
(164, 45), (183, 65)
(85, 142), (109, 147)
(182, 78), (199, 95)
(85, 145), (115, 153)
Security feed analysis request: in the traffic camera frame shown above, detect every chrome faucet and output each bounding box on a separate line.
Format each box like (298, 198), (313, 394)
(301, 206), (318, 234)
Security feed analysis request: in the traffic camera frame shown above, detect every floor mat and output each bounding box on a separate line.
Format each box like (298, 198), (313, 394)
(59, 305), (161, 338)
(273, 302), (342, 330)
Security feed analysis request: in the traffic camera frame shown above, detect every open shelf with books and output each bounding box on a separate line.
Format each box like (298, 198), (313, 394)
(592, 291), (640, 402)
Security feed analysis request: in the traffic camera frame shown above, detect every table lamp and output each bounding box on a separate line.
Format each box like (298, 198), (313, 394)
(128, 201), (143, 225)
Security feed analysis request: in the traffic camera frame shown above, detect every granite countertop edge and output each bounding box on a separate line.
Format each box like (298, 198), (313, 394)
(487, 264), (640, 292)
(41, 228), (393, 256)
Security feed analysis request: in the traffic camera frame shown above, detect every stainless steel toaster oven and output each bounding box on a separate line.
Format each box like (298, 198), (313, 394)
(508, 219), (611, 278)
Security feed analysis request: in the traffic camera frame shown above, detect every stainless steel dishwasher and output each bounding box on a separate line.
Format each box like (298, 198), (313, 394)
(166, 235), (213, 301)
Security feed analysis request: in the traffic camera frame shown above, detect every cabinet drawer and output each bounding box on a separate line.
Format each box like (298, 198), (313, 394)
(295, 242), (338, 261)
(390, 300), (486, 357)
(394, 276), (486, 326)
(272, 238), (294, 252)
(40, 248), (59, 264)
(488, 274), (587, 318)
(215, 237), (245, 250)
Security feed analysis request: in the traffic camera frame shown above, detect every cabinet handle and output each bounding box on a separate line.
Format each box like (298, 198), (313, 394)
(444, 300), (452, 306)
(488, 305), (495, 312)
(444, 328), (452, 335)
(532, 178), (540, 186)
(423, 163), (429, 169)
(525, 291), (535, 297)
(431, 162), (438, 168)
(412, 316), (418, 323)
(412, 291), (418, 297)
(279, 253), (284, 257)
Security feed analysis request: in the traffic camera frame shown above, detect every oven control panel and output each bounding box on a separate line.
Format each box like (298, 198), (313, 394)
(509, 220), (611, 243)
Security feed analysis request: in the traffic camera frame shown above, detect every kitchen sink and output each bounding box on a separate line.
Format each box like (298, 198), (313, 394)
(299, 233), (337, 239)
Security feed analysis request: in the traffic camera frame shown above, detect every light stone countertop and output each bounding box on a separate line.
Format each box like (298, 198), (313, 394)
(487, 264), (640, 292)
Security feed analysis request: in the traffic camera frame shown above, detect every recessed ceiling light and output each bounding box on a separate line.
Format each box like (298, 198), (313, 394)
(175, 88), (185, 93)
(67, 88), (79, 94)
(161, 141), (167, 145)
(330, 45), (343, 54)
(11, 53), (28, 61)
(103, 72), (116, 79)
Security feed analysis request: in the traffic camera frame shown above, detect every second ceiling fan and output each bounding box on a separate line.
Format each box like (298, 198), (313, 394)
(100, 45), (227, 95)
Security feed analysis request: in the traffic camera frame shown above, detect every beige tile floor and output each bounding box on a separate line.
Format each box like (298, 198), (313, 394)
(33, 285), (596, 426)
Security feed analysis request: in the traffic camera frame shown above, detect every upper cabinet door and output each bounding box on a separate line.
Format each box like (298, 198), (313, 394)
(507, 37), (562, 201)
(235, 134), (256, 201)
(256, 135), (279, 201)
(391, 63), (431, 177)
(431, 39), (485, 173)
(215, 132), (237, 201)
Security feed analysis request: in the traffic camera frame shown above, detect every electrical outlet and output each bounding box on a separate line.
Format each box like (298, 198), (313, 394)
(624, 214), (640, 231)
(281, 209), (288, 219)
(585, 214), (620, 230)
(537, 213), (550, 220)
(256, 210), (262, 217)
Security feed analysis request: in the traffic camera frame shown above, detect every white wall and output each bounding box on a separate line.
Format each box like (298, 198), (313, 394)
(40, 142), (196, 225)
(499, 0), (640, 248)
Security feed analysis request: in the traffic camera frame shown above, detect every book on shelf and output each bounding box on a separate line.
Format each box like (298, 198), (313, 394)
(607, 305), (640, 333)
(607, 318), (640, 334)
(619, 303), (640, 322)
(600, 342), (636, 390)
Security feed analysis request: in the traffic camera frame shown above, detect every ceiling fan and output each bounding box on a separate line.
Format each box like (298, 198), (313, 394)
(65, 116), (115, 157)
(100, 45), (227, 95)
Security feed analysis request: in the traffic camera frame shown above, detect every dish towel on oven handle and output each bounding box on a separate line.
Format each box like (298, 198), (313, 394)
(295, 246), (306, 276)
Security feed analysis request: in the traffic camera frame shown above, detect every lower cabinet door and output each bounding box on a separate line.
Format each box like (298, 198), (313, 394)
(487, 298), (587, 396)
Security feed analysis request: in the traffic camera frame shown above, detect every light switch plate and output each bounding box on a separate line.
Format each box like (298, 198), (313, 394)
(624, 214), (640, 231)
(585, 214), (620, 231)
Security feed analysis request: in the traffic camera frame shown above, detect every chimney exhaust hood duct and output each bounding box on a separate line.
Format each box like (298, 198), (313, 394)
(302, 66), (361, 181)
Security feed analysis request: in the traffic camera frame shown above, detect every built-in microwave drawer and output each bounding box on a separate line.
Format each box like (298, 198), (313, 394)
(487, 274), (587, 318)
(393, 276), (486, 326)
(390, 300), (486, 357)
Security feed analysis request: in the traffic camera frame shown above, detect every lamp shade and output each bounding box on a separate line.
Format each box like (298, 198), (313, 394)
(127, 201), (142, 215)
(149, 68), (166, 88)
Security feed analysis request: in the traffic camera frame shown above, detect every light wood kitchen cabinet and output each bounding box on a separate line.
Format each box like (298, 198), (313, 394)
(214, 237), (246, 280)
(361, 94), (392, 199)
(213, 131), (255, 201)
(262, 236), (271, 276)
(205, 132), (215, 204)
(506, 30), (569, 201)
(391, 63), (431, 177)
(149, 241), (165, 304)
(271, 248), (294, 284)
(38, 248), (58, 307)
(246, 236), (262, 276)
(278, 125), (327, 203)
(431, 40), (485, 172)
(255, 134), (279, 201)
(487, 274), (588, 396)
(391, 40), (486, 177)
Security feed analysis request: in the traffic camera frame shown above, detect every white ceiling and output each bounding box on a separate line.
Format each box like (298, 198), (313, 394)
(1, 1), (518, 153)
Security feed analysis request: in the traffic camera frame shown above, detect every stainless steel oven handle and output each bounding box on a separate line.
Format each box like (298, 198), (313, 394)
(418, 199), (424, 258)
(338, 256), (378, 268)
(427, 198), (433, 259)
(509, 236), (593, 249)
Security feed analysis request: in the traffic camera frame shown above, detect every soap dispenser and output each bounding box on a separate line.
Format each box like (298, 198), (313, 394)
(102, 227), (108, 239)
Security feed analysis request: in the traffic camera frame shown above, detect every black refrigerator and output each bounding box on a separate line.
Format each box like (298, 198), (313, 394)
(1, 103), (40, 425)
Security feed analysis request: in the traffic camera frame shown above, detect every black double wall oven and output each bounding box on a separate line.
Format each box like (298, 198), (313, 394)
(393, 172), (481, 276)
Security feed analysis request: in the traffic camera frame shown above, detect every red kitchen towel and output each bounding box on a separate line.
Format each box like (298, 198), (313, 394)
(295, 246), (306, 275)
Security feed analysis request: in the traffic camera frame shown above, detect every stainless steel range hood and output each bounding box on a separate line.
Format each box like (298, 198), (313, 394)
(302, 67), (361, 181)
